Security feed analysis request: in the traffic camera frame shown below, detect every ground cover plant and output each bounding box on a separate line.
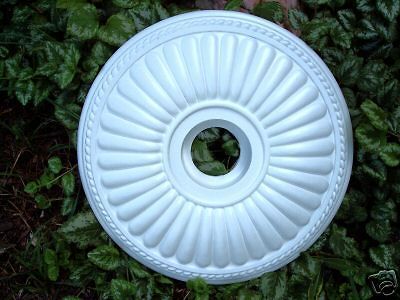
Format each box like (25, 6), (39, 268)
(0, 0), (399, 299)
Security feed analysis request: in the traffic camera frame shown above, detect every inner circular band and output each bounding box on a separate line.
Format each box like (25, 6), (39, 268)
(163, 101), (270, 207)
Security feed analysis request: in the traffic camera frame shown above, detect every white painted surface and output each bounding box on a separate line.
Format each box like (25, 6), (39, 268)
(78, 11), (353, 284)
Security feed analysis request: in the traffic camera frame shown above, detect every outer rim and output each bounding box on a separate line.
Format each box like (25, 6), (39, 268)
(78, 10), (353, 284)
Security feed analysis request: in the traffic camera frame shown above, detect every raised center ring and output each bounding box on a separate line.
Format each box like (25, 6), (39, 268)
(163, 101), (269, 207)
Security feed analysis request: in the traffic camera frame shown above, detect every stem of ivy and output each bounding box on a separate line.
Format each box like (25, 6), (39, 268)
(36, 165), (77, 189)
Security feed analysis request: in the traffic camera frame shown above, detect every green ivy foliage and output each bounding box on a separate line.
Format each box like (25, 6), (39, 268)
(191, 127), (240, 176)
(2, 0), (400, 298)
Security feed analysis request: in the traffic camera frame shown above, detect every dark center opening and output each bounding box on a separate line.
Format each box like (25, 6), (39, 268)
(190, 127), (240, 176)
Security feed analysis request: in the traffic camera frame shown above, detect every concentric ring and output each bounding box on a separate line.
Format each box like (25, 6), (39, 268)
(164, 101), (268, 207)
(78, 11), (353, 284)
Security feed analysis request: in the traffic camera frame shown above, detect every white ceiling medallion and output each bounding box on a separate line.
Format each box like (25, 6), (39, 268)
(78, 11), (353, 284)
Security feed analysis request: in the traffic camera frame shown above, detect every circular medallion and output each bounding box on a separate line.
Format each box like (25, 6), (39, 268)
(78, 11), (353, 284)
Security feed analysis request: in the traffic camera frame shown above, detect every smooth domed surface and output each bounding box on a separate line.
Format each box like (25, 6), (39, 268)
(78, 11), (353, 284)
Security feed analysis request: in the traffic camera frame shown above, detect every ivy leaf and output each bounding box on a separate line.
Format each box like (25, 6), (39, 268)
(376, 0), (400, 21)
(58, 211), (103, 249)
(329, 224), (361, 260)
(67, 4), (99, 40)
(336, 190), (368, 223)
(225, 0), (242, 10)
(370, 199), (397, 221)
(61, 172), (75, 196)
(56, 0), (86, 9)
(186, 278), (210, 300)
(82, 61), (99, 82)
(372, 188), (388, 202)
(24, 181), (38, 195)
(196, 161), (227, 176)
(369, 245), (395, 268)
(388, 105), (400, 133)
(110, 279), (137, 300)
(253, 1), (284, 23)
(88, 245), (121, 271)
(155, 275), (173, 285)
(222, 132), (234, 142)
(335, 55), (363, 86)
(61, 197), (77, 216)
(288, 9), (309, 31)
(35, 194), (51, 209)
(360, 100), (388, 131)
(44, 42), (80, 88)
(54, 103), (81, 130)
(222, 140), (240, 157)
(154, 1), (170, 20)
(358, 62), (388, 94)
(0, 46), (8, 58)
(197, 127), (220, 142)
(19, 67), (34, 81)
(361, 160), (387, 181)
(70, 130), (78, 150)
(380, 78), (400, 102)
(97, 14), (136, 46)
(191, 140), (214, 162)
(44, 250), (57, 269)
(357, 19), (378, 40)
(126, 2), (160, 32)
(33, 80), (53, 106)
(39, 169), (56, 189)
(260, 270), (287, 300)
(308, 268), (323, 300)
(5, 54), (21, 78)
(112, 0), (136, 9)
(317, 257), (370, 286)
(309, 230), (330, 252)
(90, 42), (113, 66)
(337, 9), (356, 31)
(55, 46), (80, 89)
(47, 264), (59, 281)
(379, 143), (400, 167)
(356, 0), (374, 12)
(44, 249), (59, 281)
(355, 122), (387, 153)
(48, 156), (62, 174)
(365, 219), (391, 242)
(290, 254), (321, 278)
(302, 0), (330, 6)
(317, 257), (354, 274)
(375, 20), (397, 42)
(15, 80), (35, 105)
(302, 18), (333, 50)
(35, 61), (57, 77)
(145, 277), (155, 299)
(128, 259), (150, 279)
(330, 23), (352, 49)
(69, 262), (95, 283)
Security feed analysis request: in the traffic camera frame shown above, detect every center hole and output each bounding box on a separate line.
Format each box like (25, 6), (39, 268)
(191, 127), (240, 176)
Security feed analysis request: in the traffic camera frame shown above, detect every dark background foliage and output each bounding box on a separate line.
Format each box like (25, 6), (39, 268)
(0, 0), (399, 299)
